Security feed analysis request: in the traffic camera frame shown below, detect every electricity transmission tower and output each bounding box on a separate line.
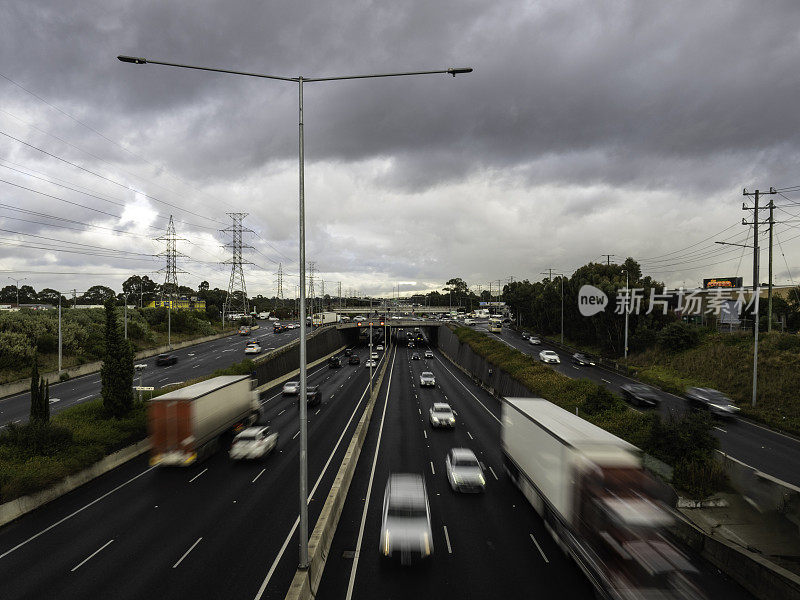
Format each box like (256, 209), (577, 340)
(275, 263), (284, 299)
(156, 215), (187, 301)
(222, 213), (253, 318)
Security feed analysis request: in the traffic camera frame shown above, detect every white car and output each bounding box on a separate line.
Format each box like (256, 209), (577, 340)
(379, 473), (433, 563)
(419, 371), (436, 387)
(229, 426), (278, 460)
(268, 316), (279, 321)
(371, 352), (379, 360)
(429, 403), (455, 428)
(445, 448), (485, 492)
(365, 359), (377, 368)
(286, 323), (296, 330)
(539, 350), (560, 364)
(244, 342), (262, 354)
(282, 381), (300, 395)
(529, 336), (542, 345)
(424, 350), (433, 359)
(376, 344), (384, 351)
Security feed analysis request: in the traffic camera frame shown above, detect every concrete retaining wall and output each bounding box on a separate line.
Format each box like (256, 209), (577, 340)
(0, 330), (238, 399)
(0, 439), (151, 528)
(284, 347), (392, 600)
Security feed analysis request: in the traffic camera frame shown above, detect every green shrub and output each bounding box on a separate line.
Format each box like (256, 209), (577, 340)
(673, 455), (727, 501)
(582, 386), (617, 415)
(658, 322), (700, 352)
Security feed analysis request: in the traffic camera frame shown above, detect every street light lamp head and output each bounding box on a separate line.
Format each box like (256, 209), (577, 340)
(118, 55), (147, 64)
(447, 67), (473, 76)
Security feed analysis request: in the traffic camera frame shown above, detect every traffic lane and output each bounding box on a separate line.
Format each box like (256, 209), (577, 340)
(0, 344), (383, 600)
(426, 346), (752, 600)
(500, 328), (800, 487)
(318, 346), (587, 600)
(0, 326), (303, 426)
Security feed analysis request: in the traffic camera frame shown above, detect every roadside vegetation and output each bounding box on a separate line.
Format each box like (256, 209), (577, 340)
(452, 326), (725, 499)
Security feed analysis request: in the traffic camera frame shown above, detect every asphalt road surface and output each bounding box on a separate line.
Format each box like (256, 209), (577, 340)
(0, 321), (304, 427)
(477, 323), (800, 487)
(315, 341), (750, 600)
(0, 341), (386, 600)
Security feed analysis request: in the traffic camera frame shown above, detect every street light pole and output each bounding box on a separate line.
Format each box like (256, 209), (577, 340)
(117, 54), (471, 571)
(124, 294), (128, 340)
(624, 270), (629, 361)
(58, 294), (62, 375)
(8, 277), (26, 306)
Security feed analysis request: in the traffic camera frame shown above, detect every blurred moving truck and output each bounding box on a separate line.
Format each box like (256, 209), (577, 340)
(501, 398), (703, 600)
(312, 311), (340, 327)
(149, 376), (261, 466)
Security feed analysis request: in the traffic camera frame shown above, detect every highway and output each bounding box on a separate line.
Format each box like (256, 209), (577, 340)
(0, 341), (385, 600)
(477, 323), (800, 487)
(315, 338), (750, 600)
(0, 321), (304, 427)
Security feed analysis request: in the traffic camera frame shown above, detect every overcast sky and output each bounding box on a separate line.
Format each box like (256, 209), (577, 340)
(1, 0), (800, 300)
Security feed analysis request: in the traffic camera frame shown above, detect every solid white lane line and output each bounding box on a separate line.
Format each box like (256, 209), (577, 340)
(433, 355), (500, 424)
(713, 426), (727, 433)
(467, 431), (474, 440)
(188, 468), (207, 483)
(443, 526), (453, 554)
(0, 467), (156, 560)
(71, 539), (114, 572)
(529, 533), (549, 563)
(252, 469), (266, 483)
(489, 466), (498, 480)
(345, 347), (398, 600)
(253, 354), (386, 600)
(172, 537), (203, 569)
(430, 461), (435, 475)
(76, 395), (93, 401)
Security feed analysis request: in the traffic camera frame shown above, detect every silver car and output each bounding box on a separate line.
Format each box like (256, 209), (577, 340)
(419, 371), (436, 387)
(282, 381), (299, 395)
(429, 402), (455, 428)
(685, 387), (740, 419)
(445, 448), (485, 492)
(539, 350), (560, 364)
(379, 473), (433, 564)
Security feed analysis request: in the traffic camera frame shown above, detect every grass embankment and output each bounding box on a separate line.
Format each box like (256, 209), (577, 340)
(0, 358), (257, 504)
(451, 327), (725, 499)
(629, 331), (800, 436)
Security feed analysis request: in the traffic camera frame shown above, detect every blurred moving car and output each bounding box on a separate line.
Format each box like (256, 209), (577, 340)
(244, 342), (262, 355)
(445, 448), (485, 492)
(371, 352), (379, 360)
(156, 353), (178, 366)
(305, 385), (322, 407)
(419, 371), (436, 387)
(411, 352), (420, 360)
(376, 344), (384, 351)
(429, 402), (455, 428)
(521, 332), (530, 339)
(344, 348), (353, 356)
(229, 426), (278, 460)
(539, 350), (560, 364)
(328, 356), (342, 368)
(273, 324), (284, 333)
(282, 381), (299, 395)
(349, 354), (361, 365)
(424, 350), (433, 359)
(620, 383), (661, 408)
(408, 341), (415, 348)
(239, 326), (250, 336)
(379, 473), (433, 564)
(685, 387), (740, 419)
(571, 353), (595, 366)
(529, 336), (541, 345)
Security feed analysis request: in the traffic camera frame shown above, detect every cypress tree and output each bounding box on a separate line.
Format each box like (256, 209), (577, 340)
(101, 298), (134, 417)
(43, 380), (50, 423)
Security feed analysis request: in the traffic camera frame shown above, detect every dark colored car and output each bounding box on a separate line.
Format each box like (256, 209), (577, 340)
(273, 325), (284, 333)
(685, 387), (740, 419)
(349, 354), (361, 365)
(328, 356), (342, 368)
(411, 352), (420, 360)
(306, 385), (322, 407)
(344, 348), (353, 356)
(620, 383), (661, 408)
(156, 353), (178, 366)
(571, 353), (596, 366)
(521, 332), (530, 339)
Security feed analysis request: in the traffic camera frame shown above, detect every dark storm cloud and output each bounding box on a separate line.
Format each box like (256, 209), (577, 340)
(1, 0), (800, 293)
